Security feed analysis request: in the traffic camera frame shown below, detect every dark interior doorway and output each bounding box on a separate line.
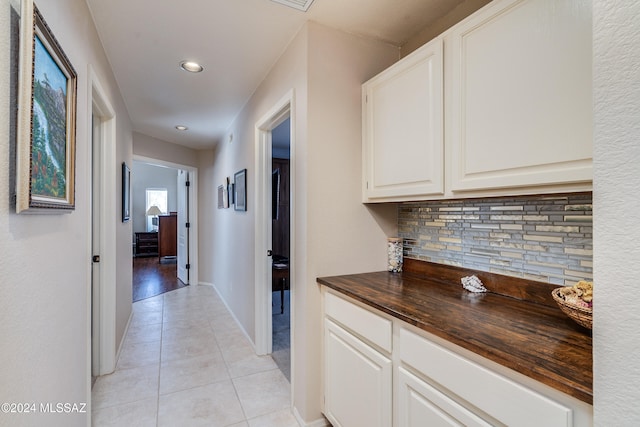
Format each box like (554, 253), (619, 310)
(271, 118), (291, 380)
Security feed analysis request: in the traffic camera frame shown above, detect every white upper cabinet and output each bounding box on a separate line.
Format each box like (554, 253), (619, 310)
(362, 0), (593, 202)
(446, 0), (592, 195)
(362, 38), (444, 202)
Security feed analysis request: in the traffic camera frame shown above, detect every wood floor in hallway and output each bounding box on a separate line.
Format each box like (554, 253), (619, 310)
(132, 256), (187, 302)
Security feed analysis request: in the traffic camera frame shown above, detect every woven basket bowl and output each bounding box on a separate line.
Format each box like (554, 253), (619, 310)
(552, 288), (593, 329)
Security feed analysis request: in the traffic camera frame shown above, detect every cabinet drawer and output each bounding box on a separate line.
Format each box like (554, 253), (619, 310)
(325, 291), (392, 353)
(399, 327), (572, 427)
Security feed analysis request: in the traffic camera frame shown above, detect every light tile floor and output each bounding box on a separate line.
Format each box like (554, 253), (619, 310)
(92, 285), (299, 426)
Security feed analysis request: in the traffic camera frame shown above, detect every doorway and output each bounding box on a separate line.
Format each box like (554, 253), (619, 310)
(254, 90), (294, 385)
(271, 118), (291, 380)
(90, 67), (117, 379)
(132, 156), (199, 300)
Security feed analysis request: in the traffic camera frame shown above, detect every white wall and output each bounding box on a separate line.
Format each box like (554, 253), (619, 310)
(197, 148), (217, 286)
(202, 22), (309, 343)
(131, 162), (179, 234)
(593, 1), (640, 424)
(133, 131), (199, 168)
(300, 24), (400, 420)
(401, 0), (490, 57)
(0, 0), (133, 425)
(199, 22), (399, 423)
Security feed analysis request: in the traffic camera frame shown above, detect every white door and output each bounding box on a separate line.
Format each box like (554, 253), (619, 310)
(91, 113), (101, 377)
(177, 170), (189, 284)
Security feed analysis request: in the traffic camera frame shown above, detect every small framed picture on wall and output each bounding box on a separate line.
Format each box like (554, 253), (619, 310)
(234, 169), (247, 212)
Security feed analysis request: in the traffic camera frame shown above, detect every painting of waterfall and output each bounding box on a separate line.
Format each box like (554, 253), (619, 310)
(16, 2), (77, 213)
(32, 35), (67, 199)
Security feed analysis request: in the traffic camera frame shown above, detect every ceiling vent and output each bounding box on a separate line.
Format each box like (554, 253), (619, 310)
(270, 0), (315, 12)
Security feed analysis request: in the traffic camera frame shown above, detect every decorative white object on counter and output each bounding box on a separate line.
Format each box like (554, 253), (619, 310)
(461, 275), (487, 293)
(387, 238), (403, 273)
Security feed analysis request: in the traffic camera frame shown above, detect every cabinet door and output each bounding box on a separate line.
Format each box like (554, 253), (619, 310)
(446, 0), (592, 193)
(324, 319), (392, 427)
(397, 367), (494, 427)
(363, 37), (444, 201)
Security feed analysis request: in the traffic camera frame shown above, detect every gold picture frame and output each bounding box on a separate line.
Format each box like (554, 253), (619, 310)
(16, 0), (77, 213)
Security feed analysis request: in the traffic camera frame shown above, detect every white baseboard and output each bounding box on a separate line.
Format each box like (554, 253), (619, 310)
(114, 309), (133, 371)
(206, 282), (256, 351)
(204, 281), (329, 427)
(293, 407), (330, 427)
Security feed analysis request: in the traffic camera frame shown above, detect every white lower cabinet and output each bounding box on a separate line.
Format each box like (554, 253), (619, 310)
(397, 366), (493, 427)
(324, 319), (392, 427)
(397, 327), (576, 427)
(322, 289), (593, 427)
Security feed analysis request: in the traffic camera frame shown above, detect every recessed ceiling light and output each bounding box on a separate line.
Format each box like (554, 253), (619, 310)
(179, 61), (204, 73)
(175, 125), (188, 131)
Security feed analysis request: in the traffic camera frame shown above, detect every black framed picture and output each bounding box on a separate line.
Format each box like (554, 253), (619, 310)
(234, 169), (247, 211)
(227, 176), (234, 205)
(122, 162), (130, 222)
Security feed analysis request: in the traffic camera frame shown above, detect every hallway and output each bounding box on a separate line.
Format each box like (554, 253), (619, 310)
(92, 285), (298, 426)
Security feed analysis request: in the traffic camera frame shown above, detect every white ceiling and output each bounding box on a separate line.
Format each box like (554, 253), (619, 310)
(86, 0), (466, 150)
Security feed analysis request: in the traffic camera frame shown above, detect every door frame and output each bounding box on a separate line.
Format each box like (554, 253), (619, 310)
(88, 65), (117, 378)
(177, 169), (190, 284)
(133, 155), (199, 288)
(254, 90), (295, 357)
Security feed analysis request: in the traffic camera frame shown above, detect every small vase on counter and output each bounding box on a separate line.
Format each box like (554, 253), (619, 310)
(387, 237), (403, 273)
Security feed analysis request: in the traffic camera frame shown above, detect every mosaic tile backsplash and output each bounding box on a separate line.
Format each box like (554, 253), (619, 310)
(398, 193), (592, 286)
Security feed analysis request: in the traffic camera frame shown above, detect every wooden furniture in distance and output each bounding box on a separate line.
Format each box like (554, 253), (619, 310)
(135, 232), (158, 257)
(158, 213), (177, 262)
(272, 262), (289, 314)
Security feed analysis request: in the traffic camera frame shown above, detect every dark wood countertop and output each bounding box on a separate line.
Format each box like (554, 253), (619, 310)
(317, 260), (593, 404)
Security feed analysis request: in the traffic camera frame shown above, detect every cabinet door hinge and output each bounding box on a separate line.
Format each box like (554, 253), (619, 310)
(185, 222), (191, 228)
(185, 180), (191, 187)
(186, 264), (191, 270)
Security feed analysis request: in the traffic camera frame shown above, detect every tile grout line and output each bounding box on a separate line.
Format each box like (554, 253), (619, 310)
(209, 298), (251, 424)
(155, 293), (165, 427)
